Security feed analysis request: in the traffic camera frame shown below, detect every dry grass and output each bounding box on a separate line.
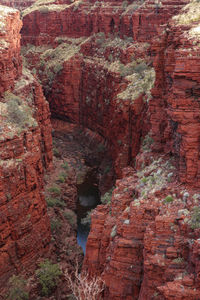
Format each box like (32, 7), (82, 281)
(64, 265), (105, 300)
(22, 0), (82, 17)
(117, 60), (155, 103)
(173, 0), (200, 25)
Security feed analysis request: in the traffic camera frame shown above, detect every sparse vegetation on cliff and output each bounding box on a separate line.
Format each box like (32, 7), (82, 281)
(189, 206), (200, 229)
(174, 0), (200, 25)
(64, 266), (105, 300)
(117, 62), (155, 103)
(7, 275), (29, 300)
(36, 259), (62, 296)
(22, 0), (82, 17)
(6, 95), (33, 128)
(101, 188), (114, 205)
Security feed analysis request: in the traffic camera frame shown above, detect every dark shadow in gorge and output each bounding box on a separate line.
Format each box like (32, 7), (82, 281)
(77, 170), (101, 254)
(50, 119), (115, 255)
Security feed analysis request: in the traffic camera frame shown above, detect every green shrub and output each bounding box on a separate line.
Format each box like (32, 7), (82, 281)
(189, 206), (200, 229)
(53, 64), (63, 74)
(48, 186), (61, 195)
(53, 147), (60, 157)
(172, 257), (185, 264)
(101, 188), (114, 205)
(62, 161), (69, 170)
(122, 0), (128, 9)
(7, 98), (28, 127)
(51, 218), (62, 233)
(163, 195), (174, 204)
(46, 197), (65, 208)
(141, 177), (148, 184)
(36, 259), (62, 296)
(63, 210), (77, 228)
(7, 275), (29, 300)
(142, 134), (154, 151)
(5, 92), (37, 131)
(57, 172), (67, 183)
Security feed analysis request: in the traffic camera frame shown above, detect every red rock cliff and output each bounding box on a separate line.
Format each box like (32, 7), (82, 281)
(0, 5), (52, 292)
(150, 9), (200, 186)
(84, 2), (200, 298)
(3, 0), (200, 299)
(20, 0), (188, 178)
(84, 156), (200, 299)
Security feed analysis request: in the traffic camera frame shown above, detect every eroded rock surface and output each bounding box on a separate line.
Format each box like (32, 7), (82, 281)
(84, 153), (200, 299)
(0, 5), (52, 292)
(1, 0), (200, 299)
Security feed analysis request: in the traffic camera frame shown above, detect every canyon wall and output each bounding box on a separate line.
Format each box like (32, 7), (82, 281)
(150, 18), (200, 187)
(84, 154), (200, 299)
(84, 2), (200, 299)
(20, 0), (191, 180)
(0, 5), (52, 292)
(0, 0), (36, 10)
(1, 0), (200, 299)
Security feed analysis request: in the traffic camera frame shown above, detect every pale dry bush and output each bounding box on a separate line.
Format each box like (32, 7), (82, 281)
(64, 266), (105, 300)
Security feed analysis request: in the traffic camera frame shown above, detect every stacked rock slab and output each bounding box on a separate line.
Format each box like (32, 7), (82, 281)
(150, 12), (200, 186)
(84, 159), (200, 299)
(0, 5), (52, 291)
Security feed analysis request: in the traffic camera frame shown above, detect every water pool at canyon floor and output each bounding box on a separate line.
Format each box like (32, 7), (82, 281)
(77, 174), (100, 254)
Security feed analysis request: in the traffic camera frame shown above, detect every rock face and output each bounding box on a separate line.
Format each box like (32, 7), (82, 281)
(0, 0), (36, 10)
(150, 18), (200, 186)
(23, 35), (155, 177)
(21, 0), (187, 45)
(0, 6), (22, 96)
(20, 0), (189, 178)
(1, 0), (200, 299)
(84, 155), (200, 299)
(0, 5), (52, 292)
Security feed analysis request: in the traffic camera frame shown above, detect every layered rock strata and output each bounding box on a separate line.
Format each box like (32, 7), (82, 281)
(150, 3), (200, 186)
(1, 0), (200, 299)
(0, 5), (52, 290)
(84, 153), (200, 299)
(22, 32), (155, 177)
(0, 5), (22, 96)
(21, 0), (188, 45)
(20, 0), (188, 179)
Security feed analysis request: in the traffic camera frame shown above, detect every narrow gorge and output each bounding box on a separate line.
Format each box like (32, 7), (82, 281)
(0, 0), (200, 299)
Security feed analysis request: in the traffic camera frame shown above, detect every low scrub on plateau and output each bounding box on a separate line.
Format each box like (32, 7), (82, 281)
(173, 0), (200, 25)
(3, 91), (37, 134)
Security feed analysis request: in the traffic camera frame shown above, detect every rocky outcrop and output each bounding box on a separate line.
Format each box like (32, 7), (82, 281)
(21, 0), (188, 45)
(0, 0), (35, 10)
(0, 6), (22, 96)
(20, 0), (188, 178)
(0, 6), (52, 292)
(84, 154), (200, 299)
(150, 2), (200, 186)
(23, 34), (155, 177)
(1, 0), (200, 299)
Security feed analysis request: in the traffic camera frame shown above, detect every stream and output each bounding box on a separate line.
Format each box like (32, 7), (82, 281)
(77, 173), (100, 254)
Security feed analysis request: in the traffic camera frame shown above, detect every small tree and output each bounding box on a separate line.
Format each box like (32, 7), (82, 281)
(36, 259), (62, 296)
(64, 266), (104, 300)
(7, 275), (29, 300)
